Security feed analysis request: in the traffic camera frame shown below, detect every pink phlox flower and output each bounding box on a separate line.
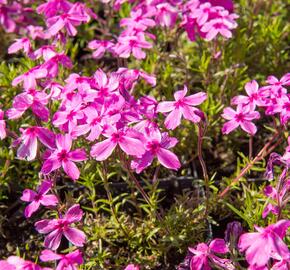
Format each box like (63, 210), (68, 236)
(52, 94), (84, 132)
(190, 2), (216, 26)
(5, 256), (52, 270)
(41, 133), (87, 180)
(0, 2), (17, 33)
(120, 8), (155, 31)
(0, 109), (6, 140)
(157, 85), (207, 130)
(238, 220), (290, 268)
(189, 239), (233, 270)
(90, 125), (145, 161)
(131, 129), (180, 172)
(265, 73), (290, 92)
(44, 81), (64, 100)
(37, 0), (72, 18)
(272, 258), (290, 270)
(35, 204), (86, 250)
(41, 52), (73, 78)
(0, 260), (15, 270)
(88, 39), (115, 59)
(69, 2), (97, 21)
(114, 32), (153, 59)
(202, 0), (234, 12)
(131, 128), (181, 173)
(7, 88), (50, 121)
(26, 25), (47, 40)
(33, 45), (57, 61)
(231, 80), (268, 109)
(40, 249), (83, 270)
(72, 105), (120, 141)
(46, 4), (90, 36)
(64, 73), (93, 93)
(15, 126), (56, 161)
(200, 15), (237, 41)
(155, 3), (178, 28)
(8, 38), (32, 56)
(124, 264), (140, 270)
(93, 69), (119, 97)
(138, 95), (158, 119)
(21, 180), (58, 218)
(221, 105), (260, 135)
(12, 65), (47, 90)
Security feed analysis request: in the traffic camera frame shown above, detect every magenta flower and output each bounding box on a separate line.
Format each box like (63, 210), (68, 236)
(16, 126), (56, 161)
(5, 256), (52, 270)
(0, 260), (15, 270)
(12, 66), (48, 90)
(201, 16), (237, 41)
(37, 0), (72, 18)
(41, 134), (87, 180)
(40, 249), (83, 270)
(124, 264), (139, 270)
(7, 89), (50, 121)
(35, 204), (86, 250)
(120, 9), (155, 30)
(189, 239), (233, 270)
(131, 129), (180, 172)
(91, 126), (145, 161)
(231, 80), (267, 109)
(155, 3), (178, 28)
(21, 180), (58, 218)
(114, 33), (153, 59)
(265, 73), (290, 92)
(0, 109), (6, 140)
(262, 180), (290, 218)
(8, 38), (32, 55)
(157, 85), (207, 130)
(221, 105), (260, 135)
(238, 220), (290, 268)
(46, 4), (89, 36)
(88, 39), (115, 59)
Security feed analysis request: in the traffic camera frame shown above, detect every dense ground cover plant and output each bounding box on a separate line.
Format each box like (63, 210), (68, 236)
(0, 0), (289, 269)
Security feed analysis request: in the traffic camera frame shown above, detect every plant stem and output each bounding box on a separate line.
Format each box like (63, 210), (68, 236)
(197, 122), (210, 217)
(249, 135), (253, 160)
(219, 131), (281, 198)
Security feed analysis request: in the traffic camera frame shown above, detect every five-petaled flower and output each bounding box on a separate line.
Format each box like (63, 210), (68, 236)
(35, 204), (86, 250)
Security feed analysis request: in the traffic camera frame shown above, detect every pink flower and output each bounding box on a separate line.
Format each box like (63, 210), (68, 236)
(189, 239), (233, 270)
(35, 204), (86, 250)
(262, 180), (290, 218)
(37, 0), (72, 18)
(200, 16), (237, 41)
(0, 260), (15, 270)
(155, 3), (178, 28)
(114, 33), (153, 59)
(221, 105), (260, 135)
(157, 85), (207, 130)
(12, 66), (47, 90)
(238, 220), (290, 268)
(8, 38), (32, 55)
(7, 89), (50, 121)
(40, 249), (83, 270)
(0, 109), (6, 140)
(124, 264), (139, 270)
(16, 126), (56, 161)
(52, 95), (84, 132)
(41, 134), (87, 180)
(88, 40), (115, 59)
(131, 129), (180, 172)
(21, 180), (58, 218)
(46, 4), (90, 36)
(5, 256), (52, 270)
(120, 9), (155, 31)
(265, 73), (290, 92)
(90, 126), (145, 161)
(231, 80), (267, 109)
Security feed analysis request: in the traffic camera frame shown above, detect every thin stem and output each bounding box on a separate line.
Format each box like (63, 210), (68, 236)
(249, 135), (253, 160)
(197, 122), (210, 217)
(219, 131), (281, 198)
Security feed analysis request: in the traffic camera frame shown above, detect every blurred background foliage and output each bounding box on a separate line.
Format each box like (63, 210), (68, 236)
(0, 0), (289, 269)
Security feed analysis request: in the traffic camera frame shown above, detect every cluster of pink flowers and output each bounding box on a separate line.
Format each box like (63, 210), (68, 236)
(89, 0), (238, 60)
(222, 73), (290, 135)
